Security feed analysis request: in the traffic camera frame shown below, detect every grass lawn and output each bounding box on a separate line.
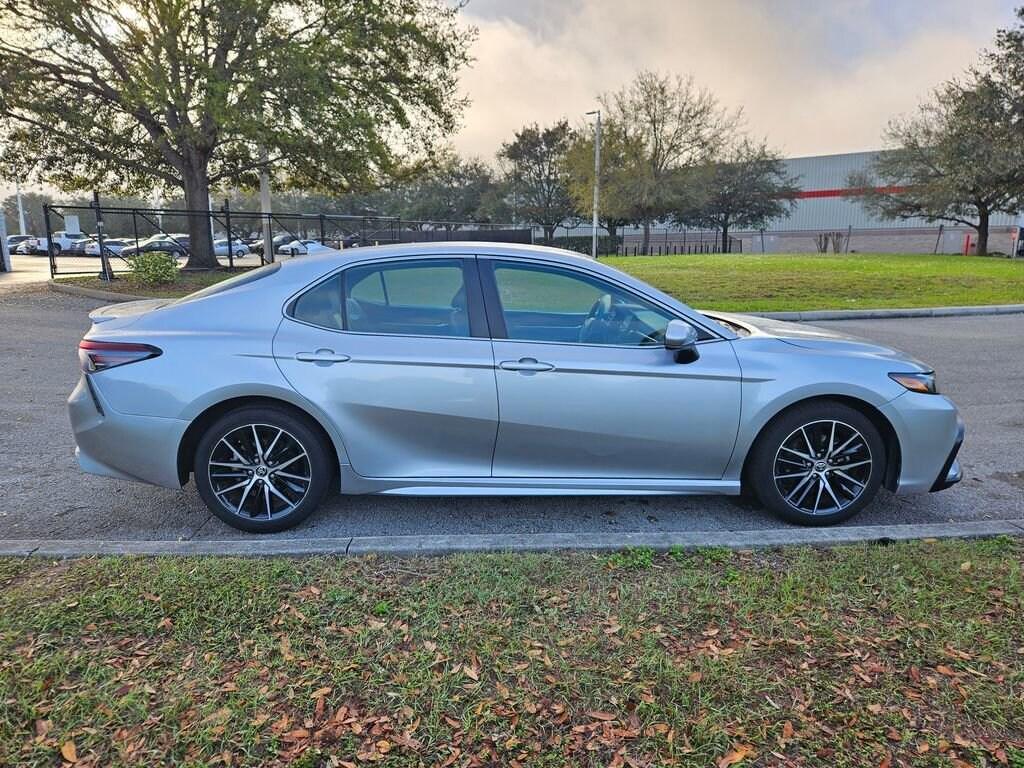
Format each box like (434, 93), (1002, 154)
(56, 269), (246, 298)
(2, 539), (1022, 767)
(56, 253), (1024, 312)
(603, 253), (1024, 312)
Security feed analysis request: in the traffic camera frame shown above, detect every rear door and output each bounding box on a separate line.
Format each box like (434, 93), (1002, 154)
(481, 258), (742, 479)
(273, 257), (499, 478)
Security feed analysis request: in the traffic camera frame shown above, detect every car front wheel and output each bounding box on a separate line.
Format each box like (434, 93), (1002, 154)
(748, 401), (885, 526)
(194, 406), (332, 533)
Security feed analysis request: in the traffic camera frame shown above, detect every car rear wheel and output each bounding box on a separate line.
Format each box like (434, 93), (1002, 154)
(748, 401), (885, 526)
(194, 406), (332, 533)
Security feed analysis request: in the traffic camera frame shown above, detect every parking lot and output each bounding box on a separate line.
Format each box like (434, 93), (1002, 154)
(1, 286), (1023, 543)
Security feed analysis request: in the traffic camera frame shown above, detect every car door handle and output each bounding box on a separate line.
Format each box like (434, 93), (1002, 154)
(295, 350), (350, 364)
(499, 358), (555, 372)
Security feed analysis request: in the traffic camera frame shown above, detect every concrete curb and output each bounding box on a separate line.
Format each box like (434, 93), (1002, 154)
(754, 304), (1024, 321)
(48, 280), (151, 302)
(48, 280), (1024, 321)
(3, 519), (1022, 558)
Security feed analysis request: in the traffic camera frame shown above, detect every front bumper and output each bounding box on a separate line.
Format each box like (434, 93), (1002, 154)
(930, 418), (965, 492)
(68, 374), (187, 489)
(879, 392), (964, 494)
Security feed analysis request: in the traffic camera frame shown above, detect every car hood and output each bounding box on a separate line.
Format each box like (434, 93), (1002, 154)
(702, 310), (931, 370)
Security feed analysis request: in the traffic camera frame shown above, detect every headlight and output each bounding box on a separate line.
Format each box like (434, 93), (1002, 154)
(889, 371), (938, 394)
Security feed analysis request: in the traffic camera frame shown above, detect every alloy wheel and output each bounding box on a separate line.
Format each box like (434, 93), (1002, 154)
(207, 423), (312, 520)
(773, 419), (873, 516)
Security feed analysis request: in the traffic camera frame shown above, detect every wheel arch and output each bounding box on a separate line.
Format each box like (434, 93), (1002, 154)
(740, 394), (901, 494)
(176, 395), (344, 487)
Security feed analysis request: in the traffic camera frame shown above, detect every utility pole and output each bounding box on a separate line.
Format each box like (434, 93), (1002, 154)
(15, 179), (26, 235)
(585, 110), (601, 259)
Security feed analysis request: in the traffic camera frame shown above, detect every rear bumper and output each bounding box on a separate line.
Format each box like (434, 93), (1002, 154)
(68, 375), (187, 489)
(930, 419), (965, 492)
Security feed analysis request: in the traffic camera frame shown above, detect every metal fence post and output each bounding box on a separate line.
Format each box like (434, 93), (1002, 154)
(43, 203), (56, 278)
(223, 198), (234, 269)
(93, 191), (114, 281)
(319, 213), (326, 246)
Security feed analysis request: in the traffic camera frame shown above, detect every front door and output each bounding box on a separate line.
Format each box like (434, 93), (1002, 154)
(482, 259), (742, 479)
(273, 257), (498, 478)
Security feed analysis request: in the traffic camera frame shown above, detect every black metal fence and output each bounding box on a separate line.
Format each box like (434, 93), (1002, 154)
(41, 197), (531, 278)
(547, 224), (742, 257)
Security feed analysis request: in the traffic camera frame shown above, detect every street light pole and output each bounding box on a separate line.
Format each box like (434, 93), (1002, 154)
(15, 179), (26, 235)
(585, 110), (601, 259)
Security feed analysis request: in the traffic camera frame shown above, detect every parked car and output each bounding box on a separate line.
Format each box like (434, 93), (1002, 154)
(84, 238), (128, 258)
(278, 238), (329, 256)
(69, 242), (964, 534)
(5, 234), (32, 252)
(213, 238), (250, 257)
(121, 234), (189, 258)
(250, 234), (296, 257)
(17, 230), (88, 256)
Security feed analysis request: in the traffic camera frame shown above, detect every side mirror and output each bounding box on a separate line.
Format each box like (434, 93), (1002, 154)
(665, 319), (700, 363)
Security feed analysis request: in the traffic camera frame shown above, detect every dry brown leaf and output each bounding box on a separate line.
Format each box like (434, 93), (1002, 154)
(687, 672), (702, 683)
(587, 711), (617, 721)
(311, 687), (332, 699)
(717, 743), (754, 767)
(280, 636), (295, 662)
(781, 720), (794, 740)
(60, 740), (78, 763)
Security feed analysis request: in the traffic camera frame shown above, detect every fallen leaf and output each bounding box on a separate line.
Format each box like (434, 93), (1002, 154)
(781, 720), (794, 740)
(311, 687), (332, 699)
(717, 743), (754, 767)
(587, 711), (617, 721)
(60, 741), (78, 763)
(688, 672), (702, 683)
(280, 636), (294, 662)
(960, 561), (972, 572)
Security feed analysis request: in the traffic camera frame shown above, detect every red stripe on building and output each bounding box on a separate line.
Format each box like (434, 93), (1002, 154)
(796, 185), (908, 199)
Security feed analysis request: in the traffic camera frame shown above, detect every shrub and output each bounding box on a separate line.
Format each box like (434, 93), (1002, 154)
(126, 251), (179, 286)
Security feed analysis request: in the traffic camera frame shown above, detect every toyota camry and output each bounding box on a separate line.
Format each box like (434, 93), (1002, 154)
(69, 242), (964, 532)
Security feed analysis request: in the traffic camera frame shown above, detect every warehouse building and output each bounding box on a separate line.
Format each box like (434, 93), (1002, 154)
(613, 150), (1021, 255)
(741, 151), (1020, 254)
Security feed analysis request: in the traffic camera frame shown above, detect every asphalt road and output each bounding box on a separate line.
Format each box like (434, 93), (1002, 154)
(2, 287), (1022, 542)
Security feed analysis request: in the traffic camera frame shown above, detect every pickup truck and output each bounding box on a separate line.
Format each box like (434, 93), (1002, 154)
(16, 230), (89, 256)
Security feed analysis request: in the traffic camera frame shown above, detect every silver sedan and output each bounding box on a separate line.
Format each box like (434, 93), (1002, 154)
(69, 243), (964, 532)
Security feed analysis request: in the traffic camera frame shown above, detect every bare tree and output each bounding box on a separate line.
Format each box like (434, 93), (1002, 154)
(600, 71), (739, 254)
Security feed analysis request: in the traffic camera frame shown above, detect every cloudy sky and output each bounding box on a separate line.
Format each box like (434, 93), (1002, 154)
(453, 0), (1019, 160)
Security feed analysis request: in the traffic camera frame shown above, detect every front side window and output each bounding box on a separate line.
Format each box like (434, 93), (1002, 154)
(491, 262), (676, 346)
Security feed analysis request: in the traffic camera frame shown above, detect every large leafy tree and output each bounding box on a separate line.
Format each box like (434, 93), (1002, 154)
(0, 0), (472, 268)
(600, 71), (739, 254)
(674, 139), (798, 253)
(498, 121), (577, 244)
(564, 120), (637, 244)
(849, 79), (1021, 256)
(398, 151), (499, 228)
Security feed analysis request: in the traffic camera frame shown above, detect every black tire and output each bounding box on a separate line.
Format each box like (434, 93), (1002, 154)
(193, 406), (332, 533)
(748, 400), (885, 526)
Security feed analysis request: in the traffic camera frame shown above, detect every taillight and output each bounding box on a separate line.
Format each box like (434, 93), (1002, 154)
(79, 340), (162, 372)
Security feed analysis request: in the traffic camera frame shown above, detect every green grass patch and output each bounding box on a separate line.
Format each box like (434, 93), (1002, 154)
(55, 269), (246, 298)
(605, 252), (1024, 312)
(2, 539), (1022, 766)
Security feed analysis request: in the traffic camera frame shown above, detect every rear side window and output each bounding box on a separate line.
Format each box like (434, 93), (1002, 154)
(344, 260), (469, 337)
(292, 275), (344, 330)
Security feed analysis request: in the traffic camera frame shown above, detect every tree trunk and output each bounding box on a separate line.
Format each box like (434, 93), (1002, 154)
(543, 225), (555, 245)
(975, 207), (990, 256)
(641, 221), (651, 255)
(182, 164), (218, 270)
(721, 220), (730, 254)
